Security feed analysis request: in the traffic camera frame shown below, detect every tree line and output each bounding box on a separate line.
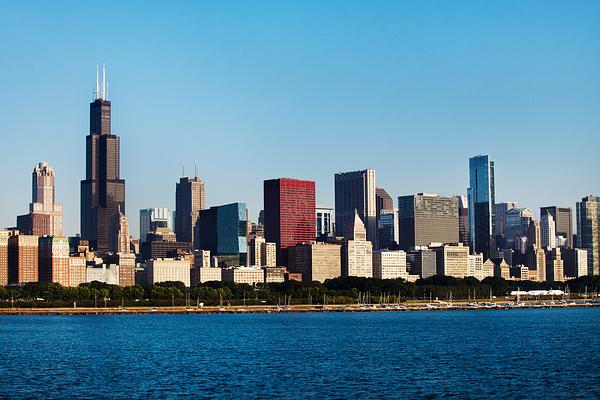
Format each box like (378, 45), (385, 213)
(0, 275), (597, 308)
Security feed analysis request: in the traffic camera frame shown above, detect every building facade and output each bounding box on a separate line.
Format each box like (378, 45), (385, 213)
(175, 175), (206, 245)
(316, 206), (334, 237)
(8, 234), (38, 284)
(431, 243), (469, 278)
(145, 258), (190, 287)
(468, 155), (496, 259)
(334, 169), (377, 247)
(341, 212), (373, 278)
(540, 206), (573, 248)
(264, 178), (316, 266)
(38, 236), (70, 286)
(17, 162), (63, 236)
(288, 242), (341, 283)
(372, 250), (407, 280)
(139, 208), (174, 242)
(576, 195), (599, 275)
(195, 202), (248, 265)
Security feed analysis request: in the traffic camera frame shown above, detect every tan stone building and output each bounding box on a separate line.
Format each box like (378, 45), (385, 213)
(288, 242), (341, 283)
(342, 212), (373, 278)
(372, 250), (407, 280)
(145, 258), (190, 287)
(222, 266), (264, 285)
(431, 243), (469, 278)
(0, 231), (9, 286)
(38, 236), (70, 286)
(190, 266), (222, 286)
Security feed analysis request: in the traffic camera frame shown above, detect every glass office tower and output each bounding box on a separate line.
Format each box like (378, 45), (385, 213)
(468, 155), (496, 260)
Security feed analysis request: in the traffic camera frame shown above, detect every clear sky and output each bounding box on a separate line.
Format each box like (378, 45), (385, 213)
(1, 1), (599, 238)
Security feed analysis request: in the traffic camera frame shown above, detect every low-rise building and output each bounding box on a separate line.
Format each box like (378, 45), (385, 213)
(561, 248), (588, 279)
(190, 267), (222, 286)
(8, 234), (39, 284)
(222, 266), (264, 285)
(406, 249), (436, 278)
(38, 236), (70, 286)
(431, 243), (469, 278)
(145, 258), (190, 287)
(69, 256), (86, 287)
(372, 250), (407, 280)
(264, 267), (287, 283)
(86, 264), (120, 285)
(288, 242), (341, 283)
(493, 258), (511, 280)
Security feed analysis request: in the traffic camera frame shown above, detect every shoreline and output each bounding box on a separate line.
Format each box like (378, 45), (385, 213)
(1, 301), (598, 316)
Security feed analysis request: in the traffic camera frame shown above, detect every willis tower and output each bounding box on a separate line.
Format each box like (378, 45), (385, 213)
(80, 65), (125, 251)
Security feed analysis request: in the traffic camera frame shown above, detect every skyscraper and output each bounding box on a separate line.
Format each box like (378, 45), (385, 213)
(264, 178), (316, 265)
(540, 211), (556, 249)
(195, 202), (248, 266)
(494, 202), (518, 238)
(468, 155), (496, 260)
(540, 206), (573, 248)
(334, 169), (377, 246)
(397, 193), (459, 250)
(80, 65), (126, 251)
(576, 195), (599, 275)
(316, 206), (334, 237)
(17, 162), (63, 236)
(175, 175), (206, 245)
(457, 195), (470, 246)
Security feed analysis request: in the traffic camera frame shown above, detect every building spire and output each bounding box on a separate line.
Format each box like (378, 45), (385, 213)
(95, 64), (100, 100)
(195, 162), (198, 178)
(101, 63), (106, 100)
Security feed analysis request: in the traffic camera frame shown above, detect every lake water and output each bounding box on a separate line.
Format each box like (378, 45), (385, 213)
(1, 308), (599, 399)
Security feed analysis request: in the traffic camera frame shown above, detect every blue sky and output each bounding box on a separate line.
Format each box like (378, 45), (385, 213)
(1, 1), (599, 237)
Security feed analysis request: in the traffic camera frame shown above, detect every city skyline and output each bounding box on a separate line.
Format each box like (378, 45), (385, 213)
(1, 2), (599, 236)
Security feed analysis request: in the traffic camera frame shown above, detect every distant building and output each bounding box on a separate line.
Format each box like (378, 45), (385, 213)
(341, 212), (373, 278)
(264, 178), (316, 265)
(139, 208), (174, 242)
(504, 208), (533, 247)
(494, 202), (518, 239)
(406, 249), (437, 279)
(398, 193), (459, 250)
(493, 258), (511, 280)
(545, 248), (564, 282)
(561, 248), (588, 279)
(175, 175), (206, 245)
(288, 242), (341, 283)
(17, 162), (63, 236)
(145, 258), (190, 287)
(540, 206), (573, 248)
(118, 253), (136, 287)
(0, 231), (8, 286)
(431, 243), (469, 278)
(372, 250), (407, 280)
(86, 264), (120, 285)
(475, 259), (495, 281)
(69, 256), (86, 287)
(110, 208), (130, 254)
(467, 253), (483, 278)
(264, 267), (287, 283)
(526, 246), (546, 282)
(190, 266), (222, 286)
(468, 155), (496, 259)
(140, 239), (192, 263)
(316, 206), (334, 237)
(335, 169), (377, 247)
(378, 209), (398, 249)
(222, 266), (264, 285)
(540, 211), (556, 249)
(576, 196), (599, 276)
(38, 236), (70, 286)
(195, 202), (248, 266)
(458, 195), (470, 247)
(8, 234), (38, 284)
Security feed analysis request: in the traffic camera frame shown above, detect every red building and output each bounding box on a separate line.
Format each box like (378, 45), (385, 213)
(264, 178), (316, 266)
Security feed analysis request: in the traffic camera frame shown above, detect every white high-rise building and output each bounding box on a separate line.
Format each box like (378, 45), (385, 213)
(342, 211), (373, 278)
(541, 211), (556, 249)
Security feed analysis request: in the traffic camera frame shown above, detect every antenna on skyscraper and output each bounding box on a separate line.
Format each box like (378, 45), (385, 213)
(102, 63), (106, 100)
(106, 81), (109, 101)
(195, 162), (198, 178)
(95, 64), (99, 100)
(182, 164), (185, 177)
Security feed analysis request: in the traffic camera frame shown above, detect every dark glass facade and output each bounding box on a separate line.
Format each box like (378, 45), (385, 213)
(468, 155), (496, 260)
(80, 99), (125, 251)
(195, 202), (248, 265)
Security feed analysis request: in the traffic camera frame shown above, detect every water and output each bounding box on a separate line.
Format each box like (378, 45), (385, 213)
(0, 308), (599, 399)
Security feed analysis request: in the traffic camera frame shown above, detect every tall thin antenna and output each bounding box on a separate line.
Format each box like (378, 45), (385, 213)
(194, 162), (198, 178)
(182, 164), (185, 177)
(95, 64), (99, 100)
(106, 81), (109, 101)
(102, 63), (106, 100)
